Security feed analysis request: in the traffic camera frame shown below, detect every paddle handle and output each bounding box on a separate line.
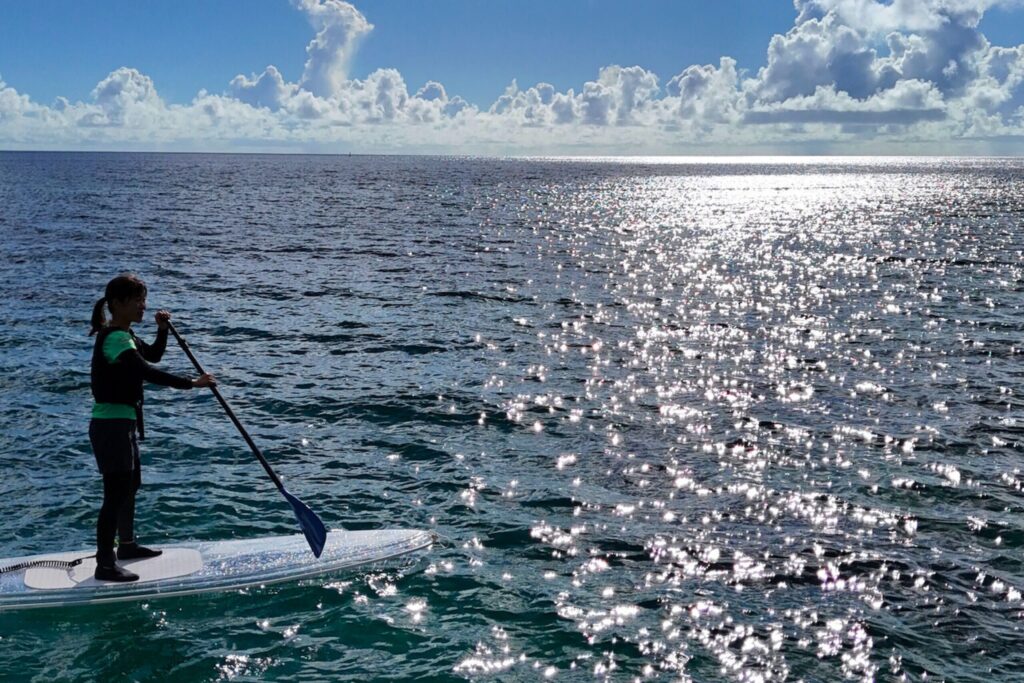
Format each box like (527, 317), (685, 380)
(166, 321), (286, 493)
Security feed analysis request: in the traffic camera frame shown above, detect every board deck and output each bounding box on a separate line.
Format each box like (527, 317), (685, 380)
(0, 529), (432, 611)
(24, 548), (203, 590)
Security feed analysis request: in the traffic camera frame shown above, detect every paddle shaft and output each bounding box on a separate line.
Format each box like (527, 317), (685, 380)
(166, 322), (286, 493)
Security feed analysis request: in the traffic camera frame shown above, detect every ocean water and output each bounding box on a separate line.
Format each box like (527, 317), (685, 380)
(0, 152), (1023, 682)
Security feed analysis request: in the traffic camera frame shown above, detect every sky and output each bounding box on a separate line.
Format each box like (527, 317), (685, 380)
(2, 0), (1024, 155)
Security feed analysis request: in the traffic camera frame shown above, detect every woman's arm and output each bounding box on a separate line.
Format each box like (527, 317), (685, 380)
(116, 349), (194, 390)
(135, 327), (169, 363)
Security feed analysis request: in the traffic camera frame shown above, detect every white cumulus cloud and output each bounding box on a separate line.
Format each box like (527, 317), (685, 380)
(0, 76), (36, 121)
(296, 0), (373, 98)
(228, 65), (297, 111)
(667, 58), (743, 122)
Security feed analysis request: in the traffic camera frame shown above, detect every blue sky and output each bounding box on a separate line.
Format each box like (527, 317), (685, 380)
(1, 2), (801, 108)
(2, 0), (1024, 154)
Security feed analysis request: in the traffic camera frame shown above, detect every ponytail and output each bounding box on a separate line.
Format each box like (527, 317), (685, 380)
(89, 297), (108, 336)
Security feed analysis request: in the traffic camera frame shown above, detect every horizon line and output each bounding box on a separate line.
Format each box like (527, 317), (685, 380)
(3, 149), (1024, 162)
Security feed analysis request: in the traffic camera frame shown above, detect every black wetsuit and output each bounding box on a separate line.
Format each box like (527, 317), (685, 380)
(90, 326), (192, 565)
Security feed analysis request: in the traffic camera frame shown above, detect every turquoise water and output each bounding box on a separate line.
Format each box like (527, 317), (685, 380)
(1, 153), (1023, 681)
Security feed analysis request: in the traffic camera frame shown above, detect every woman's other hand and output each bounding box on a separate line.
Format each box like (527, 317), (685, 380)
(192, 373), (216, 389)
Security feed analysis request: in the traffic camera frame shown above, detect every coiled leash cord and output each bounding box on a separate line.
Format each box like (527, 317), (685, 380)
(0, 555), (95, 575)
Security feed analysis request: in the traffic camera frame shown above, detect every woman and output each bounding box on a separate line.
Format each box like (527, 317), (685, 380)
(89, 273), (215, 582)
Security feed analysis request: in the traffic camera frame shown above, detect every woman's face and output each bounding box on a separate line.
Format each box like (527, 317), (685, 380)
(111, 294), (147, 323)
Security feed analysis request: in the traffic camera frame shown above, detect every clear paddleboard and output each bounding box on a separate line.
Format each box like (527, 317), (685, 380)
(0, 529), (433, 611)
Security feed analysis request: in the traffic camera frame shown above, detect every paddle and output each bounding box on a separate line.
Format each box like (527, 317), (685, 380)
(166, 321), (327, 558)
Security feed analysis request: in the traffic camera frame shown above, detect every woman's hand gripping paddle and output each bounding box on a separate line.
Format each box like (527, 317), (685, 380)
(167, 321), (327, 558)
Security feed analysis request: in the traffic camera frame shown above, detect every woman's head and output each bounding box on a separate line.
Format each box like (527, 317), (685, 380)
(89, 273), (148, 335)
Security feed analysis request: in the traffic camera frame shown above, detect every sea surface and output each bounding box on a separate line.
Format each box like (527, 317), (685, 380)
(0, 152), (1023, 682)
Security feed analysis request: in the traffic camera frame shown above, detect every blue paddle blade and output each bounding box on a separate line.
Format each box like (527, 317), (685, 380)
(282, 488), (328, 558)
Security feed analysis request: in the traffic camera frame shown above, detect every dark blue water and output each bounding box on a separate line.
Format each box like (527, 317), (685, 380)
(1, 152), (1023, 681)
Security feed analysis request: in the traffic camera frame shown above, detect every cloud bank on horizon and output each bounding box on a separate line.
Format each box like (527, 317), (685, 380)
(2, 0), (1024, 154)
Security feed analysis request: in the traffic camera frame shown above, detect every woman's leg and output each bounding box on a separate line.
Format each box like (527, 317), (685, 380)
(90, 419), (141, 581)
(97, 471), (133, 565)
(116, 433), (142, 545)
(116, 429), (163, 560)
